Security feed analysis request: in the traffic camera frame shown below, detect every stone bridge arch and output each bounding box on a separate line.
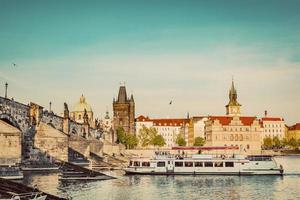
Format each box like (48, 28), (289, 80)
(0, 113), (21, 130)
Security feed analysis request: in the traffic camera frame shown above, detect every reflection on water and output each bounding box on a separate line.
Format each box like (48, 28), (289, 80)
(21, 156), (300, 200)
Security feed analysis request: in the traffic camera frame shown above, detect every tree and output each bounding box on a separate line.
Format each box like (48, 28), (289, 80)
(288, 138), (298, 150)
(152, 135), (166, 147)
(125, 134), (138, 149)
(194, 137), (205, 146)
(263, 137), (273, 149)
(116, 126), (126, 144)
(176, 134), (186, 146)
(138, 126), (157, 147)
(273, 136), (281, 149)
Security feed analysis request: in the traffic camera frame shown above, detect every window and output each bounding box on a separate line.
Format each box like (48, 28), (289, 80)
(204, 162), (213, 167)
(225, 162), (234, 167)
(142, 162), (150, 167)
(157, 161), (165, 167)
(134, 161), (140, 167)
(195, 162), (203, 167)
(247, 144), (250, 149)
(214, 162), (223, 167)
(78, 114), (81, 120)
(184, 162), (193, 167)
(175, 162), (183, 167)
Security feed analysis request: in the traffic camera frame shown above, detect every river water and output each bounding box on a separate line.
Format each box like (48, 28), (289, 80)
(22, 156), (300, 200)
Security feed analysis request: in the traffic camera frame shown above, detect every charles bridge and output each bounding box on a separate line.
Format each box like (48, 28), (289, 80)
(0, 96), (122, 166)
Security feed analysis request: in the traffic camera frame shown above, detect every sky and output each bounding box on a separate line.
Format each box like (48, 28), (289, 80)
(0, 0), (299, 125)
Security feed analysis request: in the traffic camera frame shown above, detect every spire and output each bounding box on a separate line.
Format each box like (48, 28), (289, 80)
(229, 79), (238, 104)
(130, 94), (134, 102)
(80, 94), (86, 103)
(105, 110), (110, 119)
(117, 86), (127, 103)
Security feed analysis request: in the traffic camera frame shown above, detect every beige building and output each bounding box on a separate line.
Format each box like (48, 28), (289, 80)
(0, 120), (21, 166)
(187, 116), (208, 146)
(204, 80), (262, 155)
(71, 95), (94, 125)
(260, 111), (285, 140)
(136, 115), (187, 148)
(286, 123), (300, 141)
(205, 116), (262, 154)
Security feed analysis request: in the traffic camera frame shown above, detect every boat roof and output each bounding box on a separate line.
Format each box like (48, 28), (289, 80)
(172, 146), (239, 150)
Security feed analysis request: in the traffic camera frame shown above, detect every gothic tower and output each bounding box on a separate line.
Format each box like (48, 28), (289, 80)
(225, 80), (241, 116)
(113, 85), (135, 134)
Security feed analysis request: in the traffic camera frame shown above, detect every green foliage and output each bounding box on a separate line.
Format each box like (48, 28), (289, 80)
(263, 137), (273, 149)
(116, 126), (126, 144)
(138, 126), (157, 147)
(116, 126), (138, 149)
(272, 136), (281, 148)
(193, 137), (205, 146)
(125, 133), (138, 149)
(287, 138), (298, 149)
(152, 135), (166, 147)
(176, 134), (186, 146)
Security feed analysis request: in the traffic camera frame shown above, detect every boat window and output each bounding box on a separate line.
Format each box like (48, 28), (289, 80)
(214, 162), (223, 167)
(134, 161), (140, 167)
(204, 162), (213, 167)
(142, 162), (150, 167)
(184, 162), (193, 167)
(225, 162), (234, 167)
(175, 162), (183, 167)
(194, 162), (203, 167)
(157, 161), (165, 167)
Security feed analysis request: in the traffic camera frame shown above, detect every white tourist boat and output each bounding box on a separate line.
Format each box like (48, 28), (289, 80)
(124, 148), (284, 176)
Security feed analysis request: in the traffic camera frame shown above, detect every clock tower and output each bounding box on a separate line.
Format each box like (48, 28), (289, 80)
(225, 79), (241, 116)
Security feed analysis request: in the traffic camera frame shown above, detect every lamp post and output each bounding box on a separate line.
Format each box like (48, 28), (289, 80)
(5, 82), (8, 98)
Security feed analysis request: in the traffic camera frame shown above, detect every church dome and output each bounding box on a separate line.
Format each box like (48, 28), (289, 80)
(73, 95), (92, 112)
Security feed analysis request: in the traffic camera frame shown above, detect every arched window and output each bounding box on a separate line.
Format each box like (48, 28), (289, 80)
(239, 134), (243, 141)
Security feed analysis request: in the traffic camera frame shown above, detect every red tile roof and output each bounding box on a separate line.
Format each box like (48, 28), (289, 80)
(136, 115), (187, 126)
(136, 115), (151, 122)
(208, 116), (257, 126)
(288, 123), (300, 131)
(261, 117), (284, 121)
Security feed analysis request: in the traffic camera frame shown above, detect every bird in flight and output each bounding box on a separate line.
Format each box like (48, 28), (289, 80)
(12, 63), (17, 67)
(169, 100), (172, 105)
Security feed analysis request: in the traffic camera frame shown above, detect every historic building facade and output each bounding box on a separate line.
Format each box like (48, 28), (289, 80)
(204, 81), (262, 154)
(286, 123), (300, 141)
(113, 86), (135, 134)
(136, 115), (187, 148)
(260, 111), (285, 140)
(71, 95), (94, 125)
(205, 116), (262, 154)
(187, 116), (208, 146)
(100, 111), (115, 143)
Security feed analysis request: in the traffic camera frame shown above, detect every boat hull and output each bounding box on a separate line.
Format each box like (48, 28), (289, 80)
(124, 168), (283, 176)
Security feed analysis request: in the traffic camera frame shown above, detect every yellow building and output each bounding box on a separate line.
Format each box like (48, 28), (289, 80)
(71, 95), (94, 125)
(204, 80), (262, 155)
(286, 123), (300, 141)
(205, 116), (262, 155)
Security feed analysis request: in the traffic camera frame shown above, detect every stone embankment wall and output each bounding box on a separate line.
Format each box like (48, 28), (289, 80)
(0, 120), (22, 166)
